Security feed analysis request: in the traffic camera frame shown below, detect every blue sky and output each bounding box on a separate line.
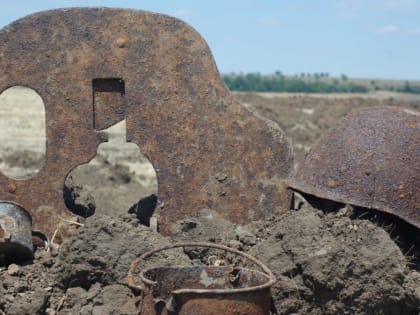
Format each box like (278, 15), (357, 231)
(1, 0), (419, 80)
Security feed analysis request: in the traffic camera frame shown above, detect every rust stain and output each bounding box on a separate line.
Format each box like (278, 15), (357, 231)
(7, 183), (16, 194)
(0, 8), (293, 238)
(288, 106), (420, 228)
(3, 217), (14, 226)
(327, 180), (336, 188)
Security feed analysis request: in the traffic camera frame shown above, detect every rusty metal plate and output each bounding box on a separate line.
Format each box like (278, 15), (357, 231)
(0, 8), (292, 238)
(288, 106), (420, 228)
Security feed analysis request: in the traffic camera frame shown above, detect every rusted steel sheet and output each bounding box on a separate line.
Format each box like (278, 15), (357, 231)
(0, 8), (292, 238)
(288, 106), (420, 228)
(128, 242), (276, 315)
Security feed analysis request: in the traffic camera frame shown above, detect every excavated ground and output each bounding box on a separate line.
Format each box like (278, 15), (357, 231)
(0, 91), (419, 314)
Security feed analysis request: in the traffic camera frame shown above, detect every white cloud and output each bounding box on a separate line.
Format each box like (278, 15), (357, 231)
(373, 24), (420, 36)
(259, 17), (280, 27)
(170, 8), (194, 19)
(378, 0), (418, 10)
(407, 28), (420, 35)
(336, 0), (419, 11)
(375, 24), (400, 35)
(335, 0), (363, 10)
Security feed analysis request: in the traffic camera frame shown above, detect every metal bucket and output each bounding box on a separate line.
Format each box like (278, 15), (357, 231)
(128, 242), (276, 315)
(0, 201), (33, 263)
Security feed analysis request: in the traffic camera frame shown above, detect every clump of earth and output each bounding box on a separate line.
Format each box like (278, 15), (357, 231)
(1, 197), (418, 314)
(0, 93), (419, 314)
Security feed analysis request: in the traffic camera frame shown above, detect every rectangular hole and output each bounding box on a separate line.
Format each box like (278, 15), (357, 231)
(92, 78), (126, 130)
(93, 78), (125, 94)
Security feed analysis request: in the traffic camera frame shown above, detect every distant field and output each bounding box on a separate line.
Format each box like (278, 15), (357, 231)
(234, 90), (419, 163)
(255, 90), (420, 102)
(291, 75), (420, 90)
(288, 75), (420, 86)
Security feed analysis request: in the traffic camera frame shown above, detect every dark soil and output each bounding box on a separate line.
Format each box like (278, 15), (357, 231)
(0, 214), (190, 315)
(252, 200), (420, 315)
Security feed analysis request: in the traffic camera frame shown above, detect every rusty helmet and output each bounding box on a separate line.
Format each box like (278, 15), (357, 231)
(287, 106), (419, 228)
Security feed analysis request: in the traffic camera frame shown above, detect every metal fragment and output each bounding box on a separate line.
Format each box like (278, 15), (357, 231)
(0, 8), (292, 238)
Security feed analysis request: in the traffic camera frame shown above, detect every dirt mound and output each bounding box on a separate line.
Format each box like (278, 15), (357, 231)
(0, 214), (189, 315)
(252, 199), (420, 314)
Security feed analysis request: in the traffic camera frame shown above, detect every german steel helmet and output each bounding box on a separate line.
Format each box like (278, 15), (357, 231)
(287, 106), (419, 228)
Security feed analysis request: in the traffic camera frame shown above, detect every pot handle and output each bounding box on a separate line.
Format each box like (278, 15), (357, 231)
(127, 242), (276, 292)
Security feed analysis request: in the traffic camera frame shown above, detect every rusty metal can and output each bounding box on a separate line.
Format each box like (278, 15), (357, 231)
(128, 242), (276, 315)
(0, 201), (33, 263)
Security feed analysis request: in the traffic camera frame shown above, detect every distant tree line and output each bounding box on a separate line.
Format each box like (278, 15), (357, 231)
(222, 72), (420, 94)
(397, 81), (420, 94)
(222, 72), (368, 93)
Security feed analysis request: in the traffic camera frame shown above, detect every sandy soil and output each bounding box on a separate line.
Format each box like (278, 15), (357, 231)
(0, 88), (419, 314)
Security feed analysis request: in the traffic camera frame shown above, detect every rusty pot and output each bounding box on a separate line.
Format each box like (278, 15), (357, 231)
(128, 242), (276, 315)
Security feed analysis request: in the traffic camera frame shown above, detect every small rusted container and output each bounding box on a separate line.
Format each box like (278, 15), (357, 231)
(128, 242), (276, 315)
(0, 201), (33, 263)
